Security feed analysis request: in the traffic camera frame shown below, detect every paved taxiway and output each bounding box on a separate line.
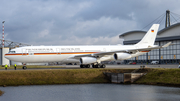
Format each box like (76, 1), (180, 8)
(27, 64), (180, 69)
(0, 64), (179, 70)
(61, 64), (179, 69)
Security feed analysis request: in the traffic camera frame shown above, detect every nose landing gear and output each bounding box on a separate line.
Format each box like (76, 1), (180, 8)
(22, 63), (27, 70)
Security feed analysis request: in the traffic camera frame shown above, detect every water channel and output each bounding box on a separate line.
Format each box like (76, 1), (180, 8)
(0, 84), (180, 101)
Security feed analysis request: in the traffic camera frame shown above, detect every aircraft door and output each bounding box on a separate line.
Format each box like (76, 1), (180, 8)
(56, 48), (61, 55)
(103, 48), (106, 52)
(22, 48), (28, 56)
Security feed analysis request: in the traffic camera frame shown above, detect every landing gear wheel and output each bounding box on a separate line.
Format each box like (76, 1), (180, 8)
(92, 64), (95, 68)
(86, 64), (90, 68)
(80, 64), (84, 68)
(100, 64), (106, 68)
(80, 64), (91, 68)
(22, 66), (27, 70)
(94, 64), (101, 68)
(97, 64), (101, 68)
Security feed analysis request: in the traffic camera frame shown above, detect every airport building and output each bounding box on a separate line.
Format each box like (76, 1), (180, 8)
(0, 39), (30, 66)
(0, 21), (48, 66)
(119, 11), (180, 64)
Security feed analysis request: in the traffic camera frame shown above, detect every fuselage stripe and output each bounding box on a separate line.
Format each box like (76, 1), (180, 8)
(5, 52), (98, 56)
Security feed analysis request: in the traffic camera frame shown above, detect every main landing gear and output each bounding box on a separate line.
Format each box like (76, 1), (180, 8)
(80, 64), (90, 68)
(92, 64), (106, 68)
(80, 64), (106, 68)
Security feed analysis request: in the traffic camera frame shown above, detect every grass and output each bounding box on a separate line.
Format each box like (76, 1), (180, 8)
(1, 67), (180, 87)
(0, 90), (4, 96)
(0, 68), (134, 86)
(0, 65), (64, 69)
(135, 68), (180, 86)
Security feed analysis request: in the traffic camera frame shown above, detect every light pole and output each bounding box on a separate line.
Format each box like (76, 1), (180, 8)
(2, 21), (5, 48)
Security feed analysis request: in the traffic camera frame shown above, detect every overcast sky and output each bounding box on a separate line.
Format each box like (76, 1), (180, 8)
(0, 0), (180, 46)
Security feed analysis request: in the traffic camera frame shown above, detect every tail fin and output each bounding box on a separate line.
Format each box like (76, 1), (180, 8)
(136, 24), (160, 46)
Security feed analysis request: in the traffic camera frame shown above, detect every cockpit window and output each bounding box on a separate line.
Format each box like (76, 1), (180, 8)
(9, 51), (16, 53)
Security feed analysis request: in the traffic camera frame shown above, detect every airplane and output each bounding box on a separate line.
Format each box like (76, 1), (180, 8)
(5, 24), (172, 69)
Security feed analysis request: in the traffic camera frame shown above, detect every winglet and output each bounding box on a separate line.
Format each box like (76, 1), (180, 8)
(162, 42), (172, 48)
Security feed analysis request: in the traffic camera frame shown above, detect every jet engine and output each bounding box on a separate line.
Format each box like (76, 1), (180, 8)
(80, 57), (97, 64)
(114, 53), (132, 60)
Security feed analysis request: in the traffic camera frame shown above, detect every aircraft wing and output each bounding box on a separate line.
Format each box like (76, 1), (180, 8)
(72, 42), (172, 59)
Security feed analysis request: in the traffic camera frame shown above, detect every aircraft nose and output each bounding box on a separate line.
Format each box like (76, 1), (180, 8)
(4, 53), (10, 59)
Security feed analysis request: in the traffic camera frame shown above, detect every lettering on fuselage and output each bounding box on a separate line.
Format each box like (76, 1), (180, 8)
(61, 48), (84, 52)
(61, 48), (80, 51)
(26, 48), (54, 52)
(25, 48), (82, 53)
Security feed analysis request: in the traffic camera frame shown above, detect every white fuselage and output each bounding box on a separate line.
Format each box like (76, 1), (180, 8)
(5, 45), (146, 63)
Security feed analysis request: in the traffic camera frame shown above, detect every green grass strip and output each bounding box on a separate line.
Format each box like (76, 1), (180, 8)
(135, 68), (180, 86)
(0, 69), (134, 86)
(2, 68), (180, 87)
(0, 90), (4, 96)
(1, 65), (64, 69)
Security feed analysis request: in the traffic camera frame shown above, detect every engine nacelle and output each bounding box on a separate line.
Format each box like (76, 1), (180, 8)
(80, 57), (97, 64)
(114, 53), (132, 60)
